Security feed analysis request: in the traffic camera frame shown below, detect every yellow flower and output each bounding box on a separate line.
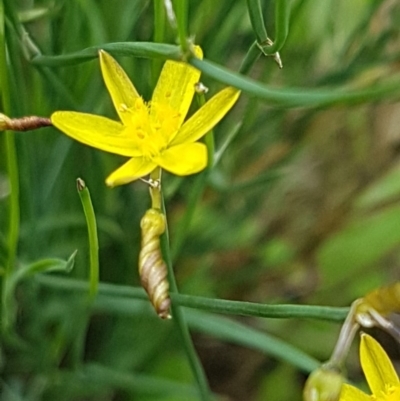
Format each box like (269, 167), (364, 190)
(340, 334), (400, 401)
(51, 47), (240, 186)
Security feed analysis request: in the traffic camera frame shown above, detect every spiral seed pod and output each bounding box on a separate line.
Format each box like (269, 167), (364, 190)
(139, 208), (171, 319)
(0, 113), (52, 131)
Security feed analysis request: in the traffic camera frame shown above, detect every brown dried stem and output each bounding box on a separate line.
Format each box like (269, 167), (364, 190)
(0, 114), (52, 131)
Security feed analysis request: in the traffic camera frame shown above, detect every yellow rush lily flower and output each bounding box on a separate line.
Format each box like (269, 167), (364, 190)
(51, 47), (240, 186)
(340, 334), (400, 401)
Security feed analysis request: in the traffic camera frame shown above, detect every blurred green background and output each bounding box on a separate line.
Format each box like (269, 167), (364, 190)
(2, 0), (400, 400)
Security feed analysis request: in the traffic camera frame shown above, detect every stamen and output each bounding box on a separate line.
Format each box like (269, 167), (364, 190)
(368, 309), (400, 340)
(140, 178), (161, 189)
(119, 103), (129, 112)
(195, 82), (209, 94)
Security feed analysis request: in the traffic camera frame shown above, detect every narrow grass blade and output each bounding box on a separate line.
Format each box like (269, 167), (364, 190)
(77, 178), (99, 299)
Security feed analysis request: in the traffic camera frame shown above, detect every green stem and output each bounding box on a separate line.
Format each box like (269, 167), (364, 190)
(4, 9), (78, 108)
(327, 301), (360, 369)
(197, 92), (215, 169)
(170, 173), (207, 262)
(170, 91), (214, 262)
(76, 178), (99, 299)
(34, 274), (349, 322)
(239, 41), (262, 74)
(261, 0), (290, 54)
(160, 201), (212, 400)
(152, 0), (165, 86)
(246, 0), (268, 43)
(79, 363), (201, 397)
(187, 310), (319, 373)
(0, 0), (20, 330)
(149, 167), (162, 210)
(173, 0), (189, 54)
(188, 56), (400, 107)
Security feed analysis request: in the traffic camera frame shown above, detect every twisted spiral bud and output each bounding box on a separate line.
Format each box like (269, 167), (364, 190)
(139, 208), (171, 319)
(0, 113), (51, 131)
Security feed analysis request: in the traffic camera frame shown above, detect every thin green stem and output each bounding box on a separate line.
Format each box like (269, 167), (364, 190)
(173, 0), (189, 54)
(246, 0), (268, 43)
(197, 92), (215, 169)
(80, 363), (201, 397)
(170, 174), (207, 262)
(189, 57), (400, 107)
(204, 132), (214, 170)
(171, 91), (214, 262)
(261, 0), (290, 54)
(0, 0), (20, 331)
(34, 274), (349, 322)
(239, 41), (262, 74)
(4, 11), (78, 108)
(160, 200), (212, 400)
(174, 293), (348, 322)
(76, 178), (99, 299)
(214, 123), (242, 166)
(152, 0), (165, 86)
(69, 307), (91, 369)
(149, 167), (162, 210)
(187, 310), (320, 373)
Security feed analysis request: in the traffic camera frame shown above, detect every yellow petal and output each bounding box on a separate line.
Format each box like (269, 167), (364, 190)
(360, 333), (400, 396)
(339, 384), (370, 401)
(154, 142), (207, 176)
(170, 87), (240, 146)
(105, 157), (157, 187)
(150, 46), (203, 130)
(51, 111), (141, 157)
(99, 50), (140, 125)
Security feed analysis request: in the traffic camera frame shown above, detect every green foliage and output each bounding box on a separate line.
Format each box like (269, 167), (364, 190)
(2, 0), (400, 400)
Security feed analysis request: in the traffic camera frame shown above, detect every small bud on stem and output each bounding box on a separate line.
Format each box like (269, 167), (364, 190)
(303, 365), (344, 401)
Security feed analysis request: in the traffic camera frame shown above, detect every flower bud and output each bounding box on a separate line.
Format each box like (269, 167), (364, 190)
(303, 366), (344, 401)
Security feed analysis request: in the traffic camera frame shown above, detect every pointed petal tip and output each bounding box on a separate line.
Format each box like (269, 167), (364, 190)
(360, 333), (400, 395)
(170, 85), (241, 146)
(99, 49), (111, 62)
(156, 142), (207, 176)
(192, 45), (203, 60)
(105, 178), (115, 188)
(105, 176), (124, 187)
(106, 158), (157, 187)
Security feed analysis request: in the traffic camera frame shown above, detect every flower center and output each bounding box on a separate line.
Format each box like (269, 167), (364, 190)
(376, 385), (400, 400)
(121, 98), (181, 159)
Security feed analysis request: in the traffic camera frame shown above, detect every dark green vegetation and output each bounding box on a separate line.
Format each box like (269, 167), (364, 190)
(1, 1), (400, 400)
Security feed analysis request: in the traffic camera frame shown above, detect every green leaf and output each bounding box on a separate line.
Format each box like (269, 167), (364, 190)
(31, 42), (181, 66)
(186, 310), (320, 372)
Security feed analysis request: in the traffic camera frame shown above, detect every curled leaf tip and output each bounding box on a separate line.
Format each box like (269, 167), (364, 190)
(76, 178), (86, 191)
